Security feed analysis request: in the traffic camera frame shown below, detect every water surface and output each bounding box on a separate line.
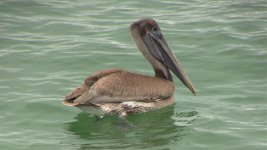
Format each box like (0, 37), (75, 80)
(0, 0), (266, 149)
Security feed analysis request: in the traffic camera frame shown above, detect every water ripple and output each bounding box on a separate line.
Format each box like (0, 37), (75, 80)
(0, 0), (266, 150)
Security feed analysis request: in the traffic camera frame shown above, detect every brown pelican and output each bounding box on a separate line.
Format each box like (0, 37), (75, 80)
(63, 18), (196, 116)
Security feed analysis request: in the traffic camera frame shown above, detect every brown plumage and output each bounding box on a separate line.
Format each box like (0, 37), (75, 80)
(63, 18), (196, 116)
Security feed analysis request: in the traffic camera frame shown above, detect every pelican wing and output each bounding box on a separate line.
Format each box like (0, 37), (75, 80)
(73, 71), (174, 105)
(63, 68), (123, 106)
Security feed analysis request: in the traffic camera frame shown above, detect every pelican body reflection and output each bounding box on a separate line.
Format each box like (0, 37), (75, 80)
(64, 106), (199, 150)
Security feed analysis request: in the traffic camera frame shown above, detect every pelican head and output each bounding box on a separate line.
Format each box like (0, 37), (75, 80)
(130, 18), (197, 95)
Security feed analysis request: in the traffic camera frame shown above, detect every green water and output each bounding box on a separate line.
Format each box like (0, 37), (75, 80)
(0, 0), (266, 149)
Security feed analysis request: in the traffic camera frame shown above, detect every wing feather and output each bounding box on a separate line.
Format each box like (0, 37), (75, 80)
(63, 68), (123, 106)
(74, 71), (174, 105)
